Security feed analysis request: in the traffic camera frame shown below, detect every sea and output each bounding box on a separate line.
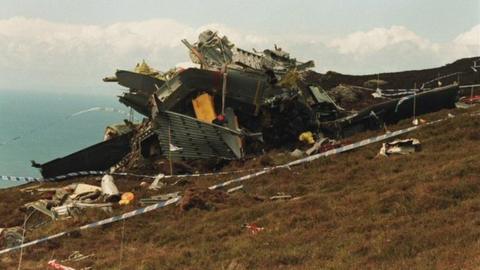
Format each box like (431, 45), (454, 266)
(0, 90), (131, 188)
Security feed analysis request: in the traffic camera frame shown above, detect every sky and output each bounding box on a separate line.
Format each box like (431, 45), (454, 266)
(0, 0), (479, 94)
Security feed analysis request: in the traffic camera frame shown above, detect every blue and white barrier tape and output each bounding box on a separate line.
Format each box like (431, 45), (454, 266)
(0, 197), (180, 255)
(1, 171), (106, 183)
(0, 168), (264, 183)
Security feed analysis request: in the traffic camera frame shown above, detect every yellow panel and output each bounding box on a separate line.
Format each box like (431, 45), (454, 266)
(192, 93), (216, 123)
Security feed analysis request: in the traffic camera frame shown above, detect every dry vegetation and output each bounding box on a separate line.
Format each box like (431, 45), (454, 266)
(1, 106), (479, 269)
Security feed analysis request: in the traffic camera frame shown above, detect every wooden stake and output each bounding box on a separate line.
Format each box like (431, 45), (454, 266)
(168, 124), (173, 176)
(118, 219), (126, 270)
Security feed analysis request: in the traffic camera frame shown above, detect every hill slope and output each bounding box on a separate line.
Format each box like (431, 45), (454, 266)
(306, 57), (480, 90)
(0, 106), (480, 270)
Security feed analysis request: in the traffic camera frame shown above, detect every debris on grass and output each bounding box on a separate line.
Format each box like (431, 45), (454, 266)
(64, 250), (95, 263)
(101, 174), (120, 202)
(0, 226), (23, 248)
(47, 259), (76, 270)
(243, 223), (265, 235)
(378, 138), (421, 156)
(178, 188), (227, 211)
(140, 192), (181, 205)
(118, 192), (135, 205)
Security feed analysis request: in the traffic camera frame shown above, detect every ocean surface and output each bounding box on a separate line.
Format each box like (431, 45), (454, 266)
(0, 90), (130, 188)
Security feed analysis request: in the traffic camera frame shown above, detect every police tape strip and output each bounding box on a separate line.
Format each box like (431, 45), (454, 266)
(0, 168), (265, 183)
(0, 197), (181, 255)
(0, 116), (456, 255)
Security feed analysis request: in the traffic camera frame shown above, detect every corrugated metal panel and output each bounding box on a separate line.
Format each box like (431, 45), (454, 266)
(152, 110), (243, 160)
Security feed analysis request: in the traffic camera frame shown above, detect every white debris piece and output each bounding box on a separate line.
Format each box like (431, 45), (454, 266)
(51, 205), (70, 218)
(101, 174), (120, 197)
(290, 149), (304, 158)
(169, 143), (183, 152)
(379, 138), (421, 156)
(149, 173), (165, 190)
(70, 184), (102, 199)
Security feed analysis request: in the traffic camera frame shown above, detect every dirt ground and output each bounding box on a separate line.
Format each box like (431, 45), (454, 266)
(0, 105), (479, 269)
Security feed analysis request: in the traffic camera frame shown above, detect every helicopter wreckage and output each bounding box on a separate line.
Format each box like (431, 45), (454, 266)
(33, 30), (460, 179)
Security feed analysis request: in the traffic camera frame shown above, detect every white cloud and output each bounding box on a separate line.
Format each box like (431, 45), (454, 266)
(451, 24), (480, 57)
(316, 24), (479, 74)
(0, 17), (273, 93)
(0, 17), (196, 70)
(0, 17), (477, 93)
(327, 25), (437, 55)
(454, 24), (480, 47)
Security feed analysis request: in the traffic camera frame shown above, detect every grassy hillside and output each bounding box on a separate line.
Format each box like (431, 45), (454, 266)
(1, 105), (479, 269)
(305, 57), (480, 90)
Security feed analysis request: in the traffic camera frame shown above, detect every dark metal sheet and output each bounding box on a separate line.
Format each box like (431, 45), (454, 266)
(321, 84), (459, 138)
(116, 70), (164, 95)
(35, 132), (132, 178)
(152, 110), (243, 160)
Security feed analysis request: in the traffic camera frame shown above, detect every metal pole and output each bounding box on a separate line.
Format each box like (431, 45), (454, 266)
(377, 73), (379, 90)
(222, 65), (228, 115)
(413, 83), (417, 121)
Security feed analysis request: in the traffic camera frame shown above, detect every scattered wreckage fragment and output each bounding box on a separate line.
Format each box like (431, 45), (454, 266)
(460, 95), (480, 104)
(243, 223), (264, 235)
(47, 259), (76, 270)
(181, 29), (314, 73)
(0, 227), (24, 248)
(140, 192), (180, 206)
(378, 138), (421, 156)
(64, 250), (95, 263)
(103, 60), (166, 116)
(148, 174), (166, 190)
(20, 175), (126, 227)
(291, 137), (342, 157)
